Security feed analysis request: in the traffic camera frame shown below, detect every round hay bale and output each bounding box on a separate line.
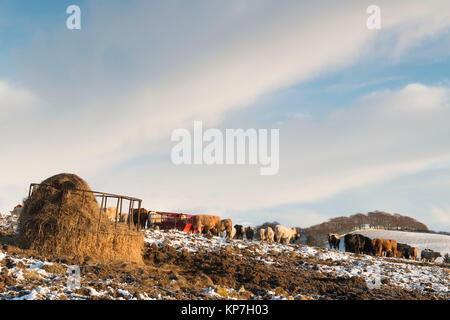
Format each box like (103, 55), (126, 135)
(17, 173), (144, 264)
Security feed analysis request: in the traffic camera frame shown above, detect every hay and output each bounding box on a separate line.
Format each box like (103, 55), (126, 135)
(17, 173), (144, 264)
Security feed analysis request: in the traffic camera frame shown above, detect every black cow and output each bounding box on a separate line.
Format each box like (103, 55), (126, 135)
(128, 208), (149, 229)
(396, 243), (419, 260)
(246, 226), (255, 241)
(344, 234), (374, 255)
(327, 233), (341, 250)
(234, 225), (245, 240)
(397, 243), (410, 258)
(421, 249), (441, 262)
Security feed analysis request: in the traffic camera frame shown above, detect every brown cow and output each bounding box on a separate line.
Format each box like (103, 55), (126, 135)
(411, 247), (419, 260)
(219, 219), (233, 238)
(129, 208), (149, 229)
(193, 215), (221, 236)
(372, 238), (398, 257)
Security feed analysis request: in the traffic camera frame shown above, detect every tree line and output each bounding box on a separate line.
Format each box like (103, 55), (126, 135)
(300, 211), (429, 245)
(257, 211), (429, 247)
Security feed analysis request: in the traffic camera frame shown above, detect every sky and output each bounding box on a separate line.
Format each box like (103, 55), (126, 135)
(1, 0), (450, 231)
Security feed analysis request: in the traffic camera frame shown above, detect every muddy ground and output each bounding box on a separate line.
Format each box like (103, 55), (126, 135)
(0, 214), (448, 300)
(138, 242), (445, 300)
(0, 234), (445, 299)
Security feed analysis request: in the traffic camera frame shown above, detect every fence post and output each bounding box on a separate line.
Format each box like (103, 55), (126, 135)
(129, 200), (134, 230)
(118, 198), (123, 223)
(115, 197), (120, 228)
(136, 200), (142, 232)
(98, 195), (105, 232)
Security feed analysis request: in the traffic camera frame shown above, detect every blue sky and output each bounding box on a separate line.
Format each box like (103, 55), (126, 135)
(1, 1), (450, 231)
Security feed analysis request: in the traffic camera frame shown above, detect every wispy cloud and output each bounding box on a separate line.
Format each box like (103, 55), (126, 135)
(80, 83), (450, 228)
(326, 76), (402, 92)
(1, 1), (450, 230)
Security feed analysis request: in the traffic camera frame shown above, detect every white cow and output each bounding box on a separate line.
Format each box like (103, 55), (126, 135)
(101, 207), (117, 222)
(259, 228), (266, 242)
(230, 226), (236, 239)
(266, 227), (275, 244)
(274, 225), (300, 244)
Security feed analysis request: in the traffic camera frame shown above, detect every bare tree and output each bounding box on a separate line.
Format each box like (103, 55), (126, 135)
(302, 211), (429, 242)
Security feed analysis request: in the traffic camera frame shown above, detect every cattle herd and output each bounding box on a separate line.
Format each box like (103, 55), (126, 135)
(101, 209), (302, 245)
(329, 233), (443, 262)
(8, 205), (444, 262)
(74, 208), (302, 245)
(191, 214), (301, 245)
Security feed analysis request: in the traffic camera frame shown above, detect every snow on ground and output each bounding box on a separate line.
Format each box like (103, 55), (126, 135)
(0, 212), (16, 228)
(1, 215), (448, 300)
(145, 229), (449, 298)
(0, 250), (155, 300)
(355, 230), (450, 261)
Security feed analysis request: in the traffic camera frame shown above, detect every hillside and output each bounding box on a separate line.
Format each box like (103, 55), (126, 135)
(299, 211), (430, 245)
